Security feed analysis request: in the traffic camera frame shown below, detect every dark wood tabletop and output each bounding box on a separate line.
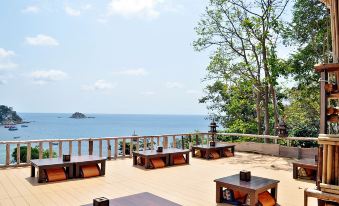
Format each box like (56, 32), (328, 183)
(31, 155), (106, 167)
(293, 159), (317, 167)
(214, 174), (279, 192)
(133, 148), (190, 156)
(83, 192), (182, 206)
(192, 143), (235, 149)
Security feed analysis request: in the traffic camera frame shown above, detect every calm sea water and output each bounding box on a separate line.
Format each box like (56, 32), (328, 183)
(0, 113), (210, 164)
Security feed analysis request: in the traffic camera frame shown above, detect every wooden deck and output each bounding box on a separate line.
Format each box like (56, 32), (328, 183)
(0, 152), (318, 206)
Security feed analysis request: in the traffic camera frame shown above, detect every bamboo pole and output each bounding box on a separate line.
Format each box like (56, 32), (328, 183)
(129, 138), (133, 157)
(327, 145), (333, 184)
(173, 136), (176, 148)
(323, 145), (328, 183)
(78, 140), (82, 156)
(143, 138), (147, 151)
(49, 142), (53, 158)
(136, 138), (140, 151)
(107, 139), (111, 159)
(122, 139), (126, 157)
(114, 139), (118, 159)
(335, 146), (339, 185)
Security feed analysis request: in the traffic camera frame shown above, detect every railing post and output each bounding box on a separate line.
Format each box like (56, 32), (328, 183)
(6, 144), (10, 165)
(157, 137), (160, 146)
(114, 139), (118, 159)
(107, 139), (111, 160)
(39, 142), (43, 159)
(143, 137), (147, 151)
(122, 139), (126, 157)
(49, 142), (53, 158)
(151, 137), (154, 150)
(195, 134), (199, 145)
(89, 139), (93, 155)
(130, 138), (133, 157)
(59, 141), (62, 157)
(99, 139), (102, 157)
(78, 140), (82, 156)
(136, 138), (140, 151)
(27, 143), (31, 162)
(173, 136), (176, 148)
(16, 143), (20, 164)
(69, 141), (72, 155)
(181, 136), (184, 149)
(163, 136), (168, 149)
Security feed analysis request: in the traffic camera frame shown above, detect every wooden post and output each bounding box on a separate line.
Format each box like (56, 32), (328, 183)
(78, 140), (82, 156)
(327, 145), (334, 184)
(195, 134), (199, 145)
(136, 138), (140, 151)
(58, 141), (62, 157)
(323, 145), (328, 184)
(122, 139), (126, 157)
(99, 139), (102, 157)
(335, 146), (339, 185)
(27, 143), (31, 163)
(39, 142), (43, 159)
(163, 136), (168, 149)
(16, 144), (20, 164)
(69, 141), (72, 155)
(173, 136), (176, 148)
(320, 71), (328, 134)
(89, 139), (93, 155)
(107, 139), (111, 160)
(5, 144), (10, 165)
(143, 137), (147, 151)
(49, 142), (53, 158)
(150, 137), (154, 150)
(157, 137), (160, 146)
(130, 138), (133, 157)
(317, 145), (324, 189)
(181, 136), (184, 149)
(114, 139), (118, 159)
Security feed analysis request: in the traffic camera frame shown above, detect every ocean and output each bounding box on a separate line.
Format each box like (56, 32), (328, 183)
(0, 113), (210, 164)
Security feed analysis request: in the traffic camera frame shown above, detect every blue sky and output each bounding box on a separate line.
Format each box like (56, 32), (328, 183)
(0, 0), (212, 115)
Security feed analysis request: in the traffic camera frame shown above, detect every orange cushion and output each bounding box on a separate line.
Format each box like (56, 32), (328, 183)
(224, 149), (234, 157)
(81, 164), (100, 178)
(233, 190), (246, 200)
(195, 150), (201, 157)
(150, 158), (165, 168)
(173, 155), (186, 165)
(45, 167), (66, 182)
(209, 151), (220, 159)
(258, 191), (275, 206)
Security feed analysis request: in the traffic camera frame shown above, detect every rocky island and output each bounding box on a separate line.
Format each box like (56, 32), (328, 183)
(0, 105), (23, 125)
(70, 112), (87, 119)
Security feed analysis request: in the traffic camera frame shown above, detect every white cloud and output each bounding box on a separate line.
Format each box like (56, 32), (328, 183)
(0, 48), (15, 58)
(65, 5), (81, 16)
(22, 5), (40, 13)
(113, 68), (148, 76)
(140, 91), (155, 96)
(30, 70), (68, 84)
(25, 34), (59, 46)
(165, 81), (183, 89)
(82, 80), (115, 91)
(186, 89), (200, 94)
(0, 62), (18, 71)
(108, 0), (160, 19)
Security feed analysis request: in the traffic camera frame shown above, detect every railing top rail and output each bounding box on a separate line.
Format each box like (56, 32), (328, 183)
(217, 133), (317, 141)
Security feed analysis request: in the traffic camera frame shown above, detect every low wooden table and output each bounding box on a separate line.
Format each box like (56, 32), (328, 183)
(214, 174), (279, 206)
(30, 155), (106, 183)
(83, 192), (182, 206)
(192, 143), (235, 159)
(293, 159), (317, 180)
(133, 149), (190, 169)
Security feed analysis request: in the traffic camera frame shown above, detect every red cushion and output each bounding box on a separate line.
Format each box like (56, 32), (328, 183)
(209, 151), (220, 159)
(224, 149), (234, 157)
(81, 164), (100, 178)
(45, 167), (66, 182)
(258, 191), (275, 206)
(150, 158), (165, 168)
(173, 155), (186, 165)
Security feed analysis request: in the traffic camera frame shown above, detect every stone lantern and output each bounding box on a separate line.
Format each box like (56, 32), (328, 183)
(276, 119), (288, 138)
(209, 119), (218, 143)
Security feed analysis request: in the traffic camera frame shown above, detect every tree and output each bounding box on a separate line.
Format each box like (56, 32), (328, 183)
(11, 146), (57, 163)
(194, 0), (289, 135)
(0, 105), (22, 124)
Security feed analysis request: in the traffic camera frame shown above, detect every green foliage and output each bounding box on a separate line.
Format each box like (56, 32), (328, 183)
(11, 146), (57, 163)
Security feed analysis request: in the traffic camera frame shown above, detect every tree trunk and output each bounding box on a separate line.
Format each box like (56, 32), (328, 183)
(256, 89), (262, 135)
(270, 85), (279, 135)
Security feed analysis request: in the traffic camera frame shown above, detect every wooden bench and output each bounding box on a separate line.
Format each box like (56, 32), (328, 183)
(304, 188), (339, 206)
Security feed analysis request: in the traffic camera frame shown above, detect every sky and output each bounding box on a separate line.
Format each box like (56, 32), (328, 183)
(0, 0), (211, 115)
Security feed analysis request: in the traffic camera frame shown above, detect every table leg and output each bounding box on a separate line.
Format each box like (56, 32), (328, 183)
(168, 155), (172, 166)
(206, 150), (210, 159)
(271, 185), (278, 201)
(192, 148), (196, 157)
(68, 165), (73, 179)
(215, 183), (222, 203)
(186, 152), (189, 164)
(75, 164), (80, 177)
(145, 157), (150, 169)
(38, 168), (44, 183)
(231, 146), (235, 155)
(218, 148), (223, 157)
(133, 154), (137, 165)
(249, 192), (258, 206)
(304, 189), (308, 206)
(101, 160), (106, 176)
(293, 164), (298, 179)
(31, 165), (35, 177)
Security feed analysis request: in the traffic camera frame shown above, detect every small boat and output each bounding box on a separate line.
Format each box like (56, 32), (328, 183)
(8, 126), (18, 131)
(21, 125), (28, 128)
(13, 136), (21, 139)
(4, 125), (12, 128)
(52, 142), (59, 146)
